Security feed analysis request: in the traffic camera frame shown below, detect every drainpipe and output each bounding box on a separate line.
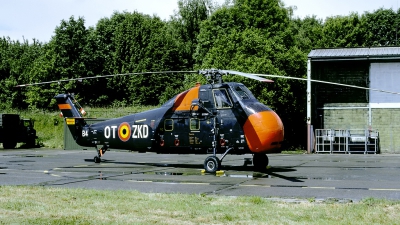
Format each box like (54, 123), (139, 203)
(307, 59), (312, 154)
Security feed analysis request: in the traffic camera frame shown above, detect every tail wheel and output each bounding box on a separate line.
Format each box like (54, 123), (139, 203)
(204, 156), (220, 173)
(253, 153), (269, 171)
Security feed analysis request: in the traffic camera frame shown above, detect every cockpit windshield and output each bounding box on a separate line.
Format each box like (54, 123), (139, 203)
(232, 85), (255, 100)
(213, 89), (232, 109)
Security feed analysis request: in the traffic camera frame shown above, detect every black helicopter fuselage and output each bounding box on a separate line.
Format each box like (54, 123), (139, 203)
(56, 82), (284, 156)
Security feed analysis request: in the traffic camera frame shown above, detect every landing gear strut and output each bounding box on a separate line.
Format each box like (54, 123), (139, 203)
(253, 153), (269, 171)
(94, 144), (108, 163)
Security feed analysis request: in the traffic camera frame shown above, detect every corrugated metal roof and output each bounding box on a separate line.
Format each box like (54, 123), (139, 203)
(308, 47), (400, 60)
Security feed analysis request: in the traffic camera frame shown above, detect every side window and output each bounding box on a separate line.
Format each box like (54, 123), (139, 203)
(190, 119), (200, 130)
(164, 119), (174, 131)
(213, 89), (232, 109)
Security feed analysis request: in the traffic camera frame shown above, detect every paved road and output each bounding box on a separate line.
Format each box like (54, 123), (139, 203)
(1, 148), (400, 201)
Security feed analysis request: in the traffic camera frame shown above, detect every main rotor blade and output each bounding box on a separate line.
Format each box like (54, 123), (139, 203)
(256, 74), (400, 95)
(222, 70), (274, 82)
(15, 71), (198, 87)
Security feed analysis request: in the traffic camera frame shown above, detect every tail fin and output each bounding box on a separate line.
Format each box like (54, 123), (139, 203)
(55, 94), (86, 141)
(55, 94), (85, 117)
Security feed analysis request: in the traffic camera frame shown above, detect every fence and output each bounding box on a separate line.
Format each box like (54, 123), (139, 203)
(315, 129), (379, 154)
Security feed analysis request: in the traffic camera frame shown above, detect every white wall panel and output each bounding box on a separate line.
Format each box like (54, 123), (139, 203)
(370, 63), (400, 103)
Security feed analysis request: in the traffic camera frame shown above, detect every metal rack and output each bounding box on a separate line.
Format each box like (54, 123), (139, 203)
(315, 129), (379, 154)
(315, 129), (334, 153)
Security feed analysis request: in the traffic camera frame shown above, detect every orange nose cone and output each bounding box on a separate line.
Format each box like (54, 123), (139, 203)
(243, 110), (284, 153)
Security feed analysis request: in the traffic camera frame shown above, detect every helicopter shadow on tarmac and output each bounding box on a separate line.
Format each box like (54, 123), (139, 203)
(83, 158), (303, 182)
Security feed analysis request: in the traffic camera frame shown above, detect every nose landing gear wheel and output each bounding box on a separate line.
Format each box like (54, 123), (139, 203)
(94, 156), (101, 163)
(204, 156), (220, 173)
(253, 153), (269, 171)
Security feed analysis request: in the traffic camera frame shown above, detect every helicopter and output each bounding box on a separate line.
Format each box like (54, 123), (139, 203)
(18, 69), (284, 173)
(17, 68), (400, 172)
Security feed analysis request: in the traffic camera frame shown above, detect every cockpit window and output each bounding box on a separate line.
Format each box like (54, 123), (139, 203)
(233, 85), (255, 100)
(213, 89), (232, 109)
(234, 86), (250, 99)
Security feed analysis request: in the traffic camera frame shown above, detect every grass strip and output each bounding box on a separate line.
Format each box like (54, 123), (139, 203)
(0, 186), (399, 224)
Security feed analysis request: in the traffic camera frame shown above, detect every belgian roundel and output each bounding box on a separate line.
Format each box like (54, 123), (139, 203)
(118, 122), (131, 142)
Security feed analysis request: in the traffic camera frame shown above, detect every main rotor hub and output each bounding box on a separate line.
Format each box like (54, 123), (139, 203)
(199, 69), (226, 84)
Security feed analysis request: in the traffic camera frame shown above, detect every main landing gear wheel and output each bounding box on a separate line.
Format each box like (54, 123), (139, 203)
(253, 153), (269, 171)
(204, 156), (221, 173)
(94, 156), (101, 163)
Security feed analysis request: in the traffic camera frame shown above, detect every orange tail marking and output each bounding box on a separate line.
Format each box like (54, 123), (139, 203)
(58, 104), (72, 110)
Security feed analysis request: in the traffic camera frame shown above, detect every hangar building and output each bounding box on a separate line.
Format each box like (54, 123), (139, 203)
(308, 47), (400, 153)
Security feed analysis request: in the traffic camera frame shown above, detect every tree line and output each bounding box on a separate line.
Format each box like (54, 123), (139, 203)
(1, 0), (399, 148)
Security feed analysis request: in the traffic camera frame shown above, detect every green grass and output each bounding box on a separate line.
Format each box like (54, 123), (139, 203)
(0, 186), (399, 224)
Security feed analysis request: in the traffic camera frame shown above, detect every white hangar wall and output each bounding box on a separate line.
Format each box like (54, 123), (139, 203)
(370, 63), (400, 103)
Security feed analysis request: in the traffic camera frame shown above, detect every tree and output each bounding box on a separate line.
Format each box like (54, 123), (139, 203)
(65, 11), (188, 106)
(22, 16), (91, 109)
(52, 16), (90, 79)
(23, 43), (58, 110)
(0, 37), (44, 109)
(319, 13), (364, 48)
(362, 8), (400, 46)
(195, 0), (308, 148)
(290, 15), (324, 52)
(169, 0), (214, 69)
